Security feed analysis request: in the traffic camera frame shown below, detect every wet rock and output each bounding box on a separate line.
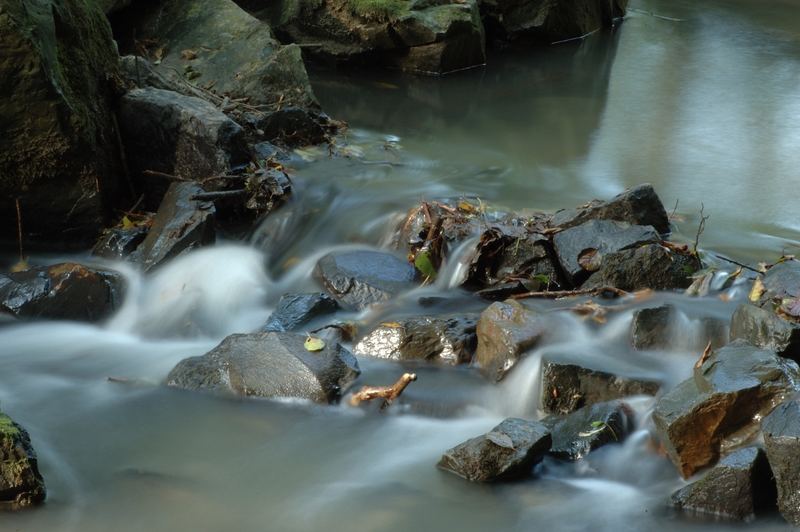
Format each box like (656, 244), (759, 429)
(118, 87), (248, 202)
(552, 184), (671, 235)
(256, 107), (327, 147)
(762, 399), (800, 525)
(541, 359), (660, 415)
(130, 182), (216, 272)
(0, 263), (125, 322)
(437, 418), (551, 482)
(92, 226), (150, 260)
(544, 400), (634, 461)
(0, 412), (46, 510)
(670, 447), (775, 521)
(757, 260), (800, 304)
(631, 305), (675, 350)
(314, 250), (418, 310)
(0, 0), (124, 246)
(264, 0), (486, 75)
(582, 243), (699, 291)
(481, 0), (627, 43)
(730, 303), (800, 361)
(474, 300), (546, 382)
(652, 341), (799, 478)
(354, 315), (478, 365)
(262, 293), (339, 332)
(552, 220), (659, 286)
(166, 331), (361, 403)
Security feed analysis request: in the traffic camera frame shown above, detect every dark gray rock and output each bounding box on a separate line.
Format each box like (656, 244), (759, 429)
(130, 182), (216, 271)
(256, 107), (327, 147)
(730, 303), (800, 361)
(474, 300), (546, 382)
(437, 418), (551, 482)
(354, 315), (477, 365)
(0, 0), (124, 246)
(552, 184), (671, 235)
(262, 293), (339, 332)
(0, 412), (46, 510)
(631, 305), (675, 350)
(552, 220), (660, 286)
(653, 341), (799, 478)
(763, 399), (800, 526)
(544, 400), (634, 461)
(0, 263), (125, 322)
(541, 359), (660, 415)
(92, 226), (150, 260)
(758, 260), (800, 304)
(166, 331), (360, 403)
(582, 243), (699, 291)
(314, 250), (418, 310)
(670, 447), (775, 521)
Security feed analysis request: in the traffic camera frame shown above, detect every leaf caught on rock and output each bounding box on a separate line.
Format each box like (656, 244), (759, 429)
(121, 215), (135, 230)
(414, 249), (437, 280)
(749, 277), (766, 302)
(304, 336), (326, 352)
(486, 431), (515, 449)
(578, 248), (602, 272)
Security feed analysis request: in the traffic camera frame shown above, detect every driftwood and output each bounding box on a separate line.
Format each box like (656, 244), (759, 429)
(349, 373), (417, 407)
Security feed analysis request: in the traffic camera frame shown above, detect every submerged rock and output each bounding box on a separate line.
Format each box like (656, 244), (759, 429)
(166, 331), (361, 403)
(552, 220), (659, 286)
(261, 292), (339, 332)
(582, 243), (699, 291)
(670, 447), (775, 521)
(653, 341), (799, 478)
(437, 418), (551, 482)
(474, 300), (546, 382)
(354, 315), (477, 365)
(545, 400), (634, 461)
(631, 305), (675, 350)
(0, 412), (46, 510)
(762, 399), (800, 526)
(314, 250), (418, 310)
(0, 0), (124, 246)
(0, 263), (125, 322)
(130, 182), (216, 271)
(541, 359), (660, 415)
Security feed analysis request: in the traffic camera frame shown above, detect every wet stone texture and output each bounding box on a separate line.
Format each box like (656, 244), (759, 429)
(653, 340), (799, 479)
(437, 418), (551, 482)
(540, 359), (660, 415)
(670, 447), (775, 521)
(543, 400), (635, 461)
(0, 412), (46, 510)
(261, 292), (339, 333)
(166, 331), (361, 403)
(354, 315), (478, 365)
(762, 398), (800, 526)
(631, 305), (675, 350)
(582, 243), (699, 291)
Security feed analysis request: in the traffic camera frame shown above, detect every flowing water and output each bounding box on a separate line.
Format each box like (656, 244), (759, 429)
(3, 0), (800, 530)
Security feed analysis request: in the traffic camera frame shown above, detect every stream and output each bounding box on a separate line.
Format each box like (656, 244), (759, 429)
(2, 0), (800, 530)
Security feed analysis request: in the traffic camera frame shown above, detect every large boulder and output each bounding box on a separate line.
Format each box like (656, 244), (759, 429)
(762, 399), (800, 526)
(166, 331), (361, 403)
(0, 411), (46, 510)
(544, 400), (634, 461)
(0, 0), (124, 246)
(670, 447), (775, 521)
(653, 341), (799, 478)
(474, 300), (547, 382)
(314, 250), (418, 310)
(129, 182), (216, 271)
(437, 418), (551, 482)
(257, 0), (486, 75)
(354, 315), (477, 365)
(540, 358), (660, 415)
(582, 243), (699, 291)
(262, 292), (339, 332)
(0, 263), (125, 322)
(480, 0), (628, 44)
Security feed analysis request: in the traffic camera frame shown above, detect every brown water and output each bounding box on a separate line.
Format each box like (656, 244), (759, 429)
(2, 1), (800, 530)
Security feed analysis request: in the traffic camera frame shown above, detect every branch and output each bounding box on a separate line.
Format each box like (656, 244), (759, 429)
(510, 286), (629, 300)
(349, 373), (417, 407)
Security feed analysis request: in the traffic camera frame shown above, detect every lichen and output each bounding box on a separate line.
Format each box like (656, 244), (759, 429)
(349, 0), (409, 21)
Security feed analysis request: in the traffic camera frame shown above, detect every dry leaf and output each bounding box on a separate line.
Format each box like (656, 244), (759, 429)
(694, 341), (713, 370)
(578, 248), (602, 272)
(749, 277), (766, 302)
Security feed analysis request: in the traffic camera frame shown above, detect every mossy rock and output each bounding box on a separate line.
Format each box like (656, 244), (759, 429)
(0, 412), (46, 510)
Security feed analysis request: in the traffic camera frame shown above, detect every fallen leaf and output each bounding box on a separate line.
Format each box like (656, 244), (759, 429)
(749, 277), (766, 302)
(414, 249), (437, 280)
(10, 259), (29, 273)
(694, 341), (713, 370)
(121, 215), (135, 229)
(180, 49), (197, 60)
(486, 432), (515, 449)
(304, 336), (325, 352)
(578, 248), (602, 272)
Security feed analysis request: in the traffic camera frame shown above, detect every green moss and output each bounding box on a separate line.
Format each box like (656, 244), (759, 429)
(0, 414), (21, 438)
(349, 0), (409, 21)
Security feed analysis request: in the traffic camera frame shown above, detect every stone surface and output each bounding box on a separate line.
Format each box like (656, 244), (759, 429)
(0, 263), (125, 322)
(762, 399), (800, 526)
(92, 226), (150, 260)
(437, 418), (551, 482)
(552, 220), (659, 286)
(262, 292), (339, 332)
(670, 447), (775, 521)
(474, 300), (546, 382)
(544, 400), (634, 461)
(130, 182), (216, 272)
(653, 341), (799, 478)
(730, 303), (800, 361)
(314, 250), (418, 310)
(0, 0), (124, 245)
(166, 331), (361, 403)
(541, 358), (660, 415)
(582, 243), (699, 291)
(354, 315), (477, 365)
(631, 305), (675, 350)
(0, 411), (46, 510)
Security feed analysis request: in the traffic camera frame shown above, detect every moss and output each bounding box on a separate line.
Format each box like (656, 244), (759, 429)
(349, 0), (409, 21)
(0, 414), (21, 438)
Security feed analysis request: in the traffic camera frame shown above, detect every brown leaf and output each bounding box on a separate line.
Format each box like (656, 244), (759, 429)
(578, 248), (602, 272)
(181, 49), (198, 60)
(694, 341), (713, 370)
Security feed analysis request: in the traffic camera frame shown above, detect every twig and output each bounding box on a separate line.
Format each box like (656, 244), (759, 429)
(510, 286), (629, 300)
(693, 203), (709, 255)
(551, 27), (600, 45)
(190, 190), (247, 201)
(143, 169), (191, 182)
(349, 373), (417, 408)
(669, 198), (679, 220)
(15, 198), (24, 263)
(713, 254), (760, 274)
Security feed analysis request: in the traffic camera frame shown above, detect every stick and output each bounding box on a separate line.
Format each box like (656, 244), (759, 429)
(143, 169), (190, 182)
(15, 198), (23, 262)
(713, 254), (760, 274)
(510, 286), (629, 300)
(190, 190), (247, 201)
(693, 203), (709, 255)
(349, 373), (417, 407)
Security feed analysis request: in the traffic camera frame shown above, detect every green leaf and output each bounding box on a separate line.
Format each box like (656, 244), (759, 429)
(414, 250), (437, 280)
(590, 421), (606, 428)
(304, 336), (326, 352)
